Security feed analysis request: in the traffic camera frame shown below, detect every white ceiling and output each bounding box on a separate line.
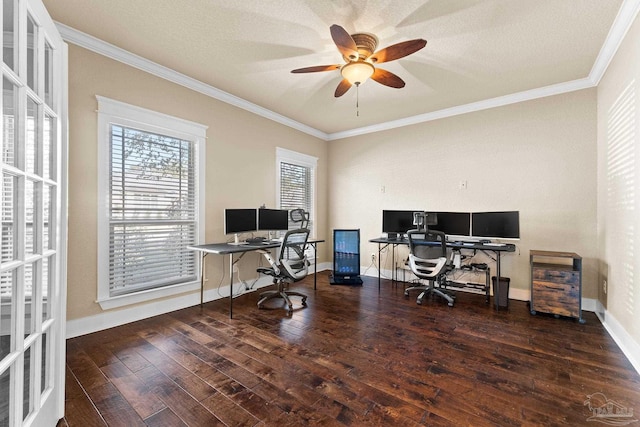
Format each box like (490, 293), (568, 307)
(43, 0), (627, 137)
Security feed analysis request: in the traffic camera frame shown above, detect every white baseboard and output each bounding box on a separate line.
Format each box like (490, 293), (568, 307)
(595, 301), (640, 375)
(66, 266), (332, 338)
(317, 262), (332, 272)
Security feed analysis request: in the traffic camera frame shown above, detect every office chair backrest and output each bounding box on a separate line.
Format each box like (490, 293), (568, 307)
(407, 229), (447, 259)
(290, 208), (310, 229)
(279, 228), (310, 281)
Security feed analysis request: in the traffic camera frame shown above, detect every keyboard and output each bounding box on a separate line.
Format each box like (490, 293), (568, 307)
(484, 243), (506, 247)
(246, 237), (267, 244)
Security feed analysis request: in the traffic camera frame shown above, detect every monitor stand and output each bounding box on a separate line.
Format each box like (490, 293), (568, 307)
(228, 233), (247, 246)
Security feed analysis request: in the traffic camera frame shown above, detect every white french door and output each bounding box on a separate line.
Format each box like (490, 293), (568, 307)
(1, 0), (67, 426)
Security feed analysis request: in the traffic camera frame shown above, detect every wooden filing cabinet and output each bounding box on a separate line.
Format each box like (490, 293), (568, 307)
(530, 250), (584, 323)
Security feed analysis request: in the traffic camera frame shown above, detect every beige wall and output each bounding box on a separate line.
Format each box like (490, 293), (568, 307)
(597, 14), (640, 346)
(66, 45), (328, 320)
(328, 89), (598, 299)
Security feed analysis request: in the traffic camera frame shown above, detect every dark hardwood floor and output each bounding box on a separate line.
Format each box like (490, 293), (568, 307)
(59, 272), (640, 426)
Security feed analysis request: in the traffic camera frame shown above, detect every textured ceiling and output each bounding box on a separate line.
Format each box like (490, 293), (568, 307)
(43, 0), (624, 135)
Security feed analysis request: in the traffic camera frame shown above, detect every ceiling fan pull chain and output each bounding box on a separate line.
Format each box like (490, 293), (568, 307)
(356, 82), (360, 116)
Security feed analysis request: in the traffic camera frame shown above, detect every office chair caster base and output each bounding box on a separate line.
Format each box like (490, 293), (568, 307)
(257, 288), (307, 313)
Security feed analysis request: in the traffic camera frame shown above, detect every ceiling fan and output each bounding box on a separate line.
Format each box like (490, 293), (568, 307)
(292, 24), (427, 97)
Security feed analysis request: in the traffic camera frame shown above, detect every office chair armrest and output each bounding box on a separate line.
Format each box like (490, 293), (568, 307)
(258, 249), (280, 276)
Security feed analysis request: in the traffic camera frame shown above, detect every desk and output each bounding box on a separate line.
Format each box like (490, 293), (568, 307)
(188, 239), (324, 318)
(369, 237), (516, 309)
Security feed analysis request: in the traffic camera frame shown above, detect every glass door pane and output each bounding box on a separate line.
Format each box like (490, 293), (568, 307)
(1, 173), (17, 263)
(0, 270), (15, 361)
(0, 367), (11, 426)
(2, 77), (18, 167)
(2, 0), (17, 72)
(43, 114), (54, 180)
(26, 14), (37, 92)
(26, 97), (39, 175)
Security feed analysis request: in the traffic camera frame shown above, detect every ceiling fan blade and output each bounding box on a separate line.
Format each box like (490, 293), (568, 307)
(368, 39), (427, 63)
(334, 79), (353, 97)
(371, 68), (405, 88)
(330, 24), (359, 61)
(291, 65), (341, 73)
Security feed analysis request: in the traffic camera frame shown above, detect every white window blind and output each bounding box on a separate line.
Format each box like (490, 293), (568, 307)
(109, 124), (197, 296)
(276, 148), (317, 234)
(280, 162), (312, 227)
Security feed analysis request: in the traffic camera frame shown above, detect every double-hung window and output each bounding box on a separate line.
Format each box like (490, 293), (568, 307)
(276, 147), (317, 235)
(96, 97), (206, 309)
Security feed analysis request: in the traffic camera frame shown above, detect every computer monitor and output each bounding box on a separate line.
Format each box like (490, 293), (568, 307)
(430, 212), (471, 237)
(382, 210), (416, 238)
(471, 211), (520, 239)
(224, 208), (257, 244)
(257, 208), (289, 231)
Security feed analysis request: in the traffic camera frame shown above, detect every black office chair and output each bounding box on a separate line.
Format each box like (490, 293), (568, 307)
(256, 228), (310, 313)
(404, 229), (455, 307)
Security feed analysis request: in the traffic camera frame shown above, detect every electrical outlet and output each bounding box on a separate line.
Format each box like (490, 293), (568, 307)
(603, 279), (607, 294)
(233, 264), (239, 273)
(371, 253), (376, 262)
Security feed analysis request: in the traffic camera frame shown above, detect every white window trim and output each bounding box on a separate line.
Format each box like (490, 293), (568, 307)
(275, 147), (317, 237)
(96, 96), (207, 310)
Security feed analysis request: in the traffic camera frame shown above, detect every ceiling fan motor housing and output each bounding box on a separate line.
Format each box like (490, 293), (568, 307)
(347, 32), (379, 61)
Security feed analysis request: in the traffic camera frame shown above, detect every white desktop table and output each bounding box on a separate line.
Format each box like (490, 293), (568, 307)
(188, 239), (324, 318)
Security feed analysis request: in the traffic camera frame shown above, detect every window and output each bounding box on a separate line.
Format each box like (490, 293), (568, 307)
(96, 97), (206, 309)
(276, 147), (317, 234)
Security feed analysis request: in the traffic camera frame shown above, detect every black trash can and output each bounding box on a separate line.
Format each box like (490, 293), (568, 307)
(491, 276), (510, 308)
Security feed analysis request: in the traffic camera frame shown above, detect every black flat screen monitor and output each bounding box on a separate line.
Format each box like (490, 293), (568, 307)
(382, 210), (416, 235)
(258, 208), (289, 231)
(471, 211), (520, 239)
(224, 208), (257, 234)
(430, 212), (471, 236)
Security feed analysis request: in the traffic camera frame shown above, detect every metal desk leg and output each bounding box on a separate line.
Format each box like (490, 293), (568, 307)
(378, 243), (382, 292)
(392, 244), (395, 284)
(312, 242), (318, 290)
(495, 251), (501, 311)
(229, 253), (234, 319)
(200, 252), (207, 307)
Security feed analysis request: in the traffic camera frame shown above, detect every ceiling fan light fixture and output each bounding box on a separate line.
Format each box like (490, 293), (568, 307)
(341, 61), (375, 85)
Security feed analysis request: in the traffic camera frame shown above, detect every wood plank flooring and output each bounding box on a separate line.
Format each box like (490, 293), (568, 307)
(59, 272), (640, 426)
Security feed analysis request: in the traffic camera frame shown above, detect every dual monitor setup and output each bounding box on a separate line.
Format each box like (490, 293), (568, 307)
(382, 210), (520, 240)
(224, 208), (290, 245)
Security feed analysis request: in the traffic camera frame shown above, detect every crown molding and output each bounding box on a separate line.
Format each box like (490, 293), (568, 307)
(589, 0), (640, 85)
(54, 22), (329, 141)
(327, 78), (594, 141)
(56, 0), (639, 143)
